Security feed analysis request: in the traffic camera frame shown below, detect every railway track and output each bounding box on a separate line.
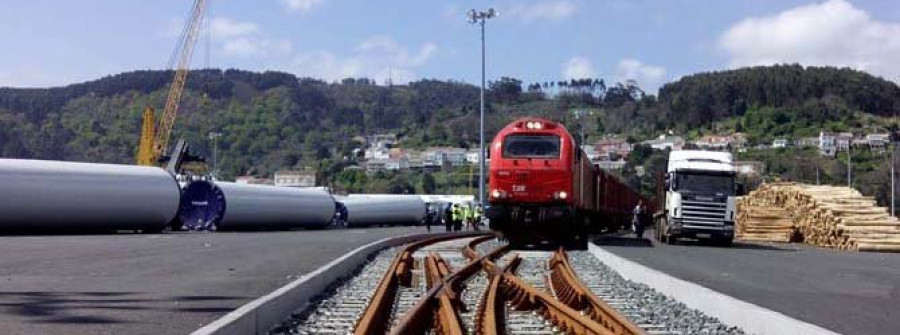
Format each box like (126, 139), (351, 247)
(272, 234), (745, 335)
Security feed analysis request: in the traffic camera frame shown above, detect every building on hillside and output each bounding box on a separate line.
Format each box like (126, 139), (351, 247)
(694, 135), (735, 150)
(595, 159), (626, 170)
(446, 148), (468, 166)
(235, 176), (273, 185)
(819, 132), (837, 156)
(385, 158), (410, 171)
(731, 133), (749, 148)
(595, 137), (632, 158)
(642, 135), (685, 151)
(772, 139), (789, 149)
(466, 149), (485, 164)
(735, 161), (765, 175)
(866, 133), (890, 153)
(795, 137), (819, 148)
(366, 133), (397, 149)
(365, 147), (390, 160)
(274, 170), (317, 187)
(836, 132), (853, 152)
(422, 147), (469, 167)
(851, 138), (869, 150)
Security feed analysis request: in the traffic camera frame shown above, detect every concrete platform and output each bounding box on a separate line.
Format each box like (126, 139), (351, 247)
(593, 232), (900, 335)
(0, 227), (432, 335)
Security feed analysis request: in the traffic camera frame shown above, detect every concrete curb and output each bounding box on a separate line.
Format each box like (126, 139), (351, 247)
(191, 231), (459, 335)
(588, 243), (840, 335)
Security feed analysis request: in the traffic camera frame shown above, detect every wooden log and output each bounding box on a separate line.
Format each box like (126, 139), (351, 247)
(856, 243), (900, 252)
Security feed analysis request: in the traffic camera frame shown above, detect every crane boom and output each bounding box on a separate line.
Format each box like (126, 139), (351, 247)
(137, 0), (207, 166)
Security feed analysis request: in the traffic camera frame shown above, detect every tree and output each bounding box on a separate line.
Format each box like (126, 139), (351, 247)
(422, 172), (436, 194)
(387, 175), (415, 194)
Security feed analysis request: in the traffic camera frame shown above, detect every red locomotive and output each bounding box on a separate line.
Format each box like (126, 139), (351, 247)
(486, 117), (645, 247)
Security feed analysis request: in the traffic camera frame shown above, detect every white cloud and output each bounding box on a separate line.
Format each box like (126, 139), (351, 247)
(207, 17), (290, 58)
(210, 17), (259, 39)
(719, 0), (900, 82)
(614, 58), (666, 90)
(505, 0), (578, 22)
(561, 56), (597, 79)
(280, 0), (324, 13)
(290, 35), (438, 83)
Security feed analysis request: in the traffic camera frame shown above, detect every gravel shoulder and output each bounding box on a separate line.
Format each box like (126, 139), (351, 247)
(593, 232), (900, 335)
(0, 227), (430, 335)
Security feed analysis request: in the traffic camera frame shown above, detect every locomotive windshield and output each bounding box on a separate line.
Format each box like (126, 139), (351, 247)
(502, 135), (561, 158)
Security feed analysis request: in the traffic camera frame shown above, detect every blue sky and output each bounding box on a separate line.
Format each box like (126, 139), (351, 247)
(1, 0), (899, 94)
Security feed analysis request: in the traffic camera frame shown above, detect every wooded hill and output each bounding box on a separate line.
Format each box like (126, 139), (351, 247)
(0, 65), (898, 183)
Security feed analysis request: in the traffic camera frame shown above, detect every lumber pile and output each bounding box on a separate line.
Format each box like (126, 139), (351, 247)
(737, 182), (900, 252)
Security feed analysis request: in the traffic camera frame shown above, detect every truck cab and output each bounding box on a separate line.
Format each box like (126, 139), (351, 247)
(657, 150), (740, 246)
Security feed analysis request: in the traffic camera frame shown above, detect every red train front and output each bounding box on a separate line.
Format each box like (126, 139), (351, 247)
(487, 118), (590, 246)
(487, 117), (646, 247)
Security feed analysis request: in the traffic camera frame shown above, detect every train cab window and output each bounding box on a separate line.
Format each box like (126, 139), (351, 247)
(502, 135), (561, 158)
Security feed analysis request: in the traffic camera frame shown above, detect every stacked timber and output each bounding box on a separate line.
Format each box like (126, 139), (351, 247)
(738, 183), (900, 252)
(737, 182), (799, 242)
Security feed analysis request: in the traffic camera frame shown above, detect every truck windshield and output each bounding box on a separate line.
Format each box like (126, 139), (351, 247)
(675, 173), (734, 195)
(502, 135), (561, 158)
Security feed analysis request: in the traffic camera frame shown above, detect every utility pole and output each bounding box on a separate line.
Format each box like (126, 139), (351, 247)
(892, 143), (896, 217)
(208, 131), (222, 178)
(468, 8), (496, 206)
(573, 110), (592, 201)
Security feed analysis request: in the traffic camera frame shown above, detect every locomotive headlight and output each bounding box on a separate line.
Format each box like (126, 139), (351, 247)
(491, 189), (507, 199)
(557, 191), (568, 199)
(525, 121), (544, 130)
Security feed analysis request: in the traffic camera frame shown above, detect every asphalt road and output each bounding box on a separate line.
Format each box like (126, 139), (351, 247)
(593, 232), (900, 335)
(0, 227), (431, 335)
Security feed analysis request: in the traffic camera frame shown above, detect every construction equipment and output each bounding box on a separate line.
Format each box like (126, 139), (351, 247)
(136, 0), (207, 168)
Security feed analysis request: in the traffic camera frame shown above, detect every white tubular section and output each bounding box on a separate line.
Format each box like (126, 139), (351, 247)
(191, 232), (450, 335)
(588, 243), (840, 335)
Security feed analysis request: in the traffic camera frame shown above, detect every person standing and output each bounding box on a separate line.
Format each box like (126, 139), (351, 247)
(453, 203), (464, 231)
(632, 200), (646, 238)
(473, 204), (483, 231)
(443, 202), (453, 232)
(424, 205), (434, 232)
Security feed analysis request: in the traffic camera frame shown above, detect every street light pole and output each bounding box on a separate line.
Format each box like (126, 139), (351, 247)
(468, 8), (496, 206)
(208, 131), (222, 178)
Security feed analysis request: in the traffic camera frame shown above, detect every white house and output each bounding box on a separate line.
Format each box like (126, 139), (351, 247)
(772, 139), (788, 149)
(642, 135), (685, 151)
(274, 170), (316, 187)
(819, 132), (837, 156)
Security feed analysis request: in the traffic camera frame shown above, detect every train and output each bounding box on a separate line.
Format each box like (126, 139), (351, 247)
(486, 118), (647, 247)
(0, 159), (426, 233)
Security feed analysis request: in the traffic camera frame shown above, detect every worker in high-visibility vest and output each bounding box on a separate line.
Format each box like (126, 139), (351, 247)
(473, 204), (483, 231)
(451, 203), (463, 231)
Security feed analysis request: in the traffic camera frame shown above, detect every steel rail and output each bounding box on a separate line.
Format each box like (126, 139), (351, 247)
(475, 254), (521, 335)
(501, 272), (615, 335)
(390, 243), (508, 335)
(353, 232), (486, 335)
(548, 248), (647, 335)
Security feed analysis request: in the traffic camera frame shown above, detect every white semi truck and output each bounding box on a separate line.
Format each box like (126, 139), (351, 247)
(654, 150), (744, 246)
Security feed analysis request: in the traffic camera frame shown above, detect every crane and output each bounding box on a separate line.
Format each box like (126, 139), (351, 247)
(137, 0), (207, 167)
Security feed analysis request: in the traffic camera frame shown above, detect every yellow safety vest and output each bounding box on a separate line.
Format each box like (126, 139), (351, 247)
(452, 207), (462, 221)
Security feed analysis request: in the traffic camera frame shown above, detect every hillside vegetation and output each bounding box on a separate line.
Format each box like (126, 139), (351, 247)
(0, 65), (898, 192)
